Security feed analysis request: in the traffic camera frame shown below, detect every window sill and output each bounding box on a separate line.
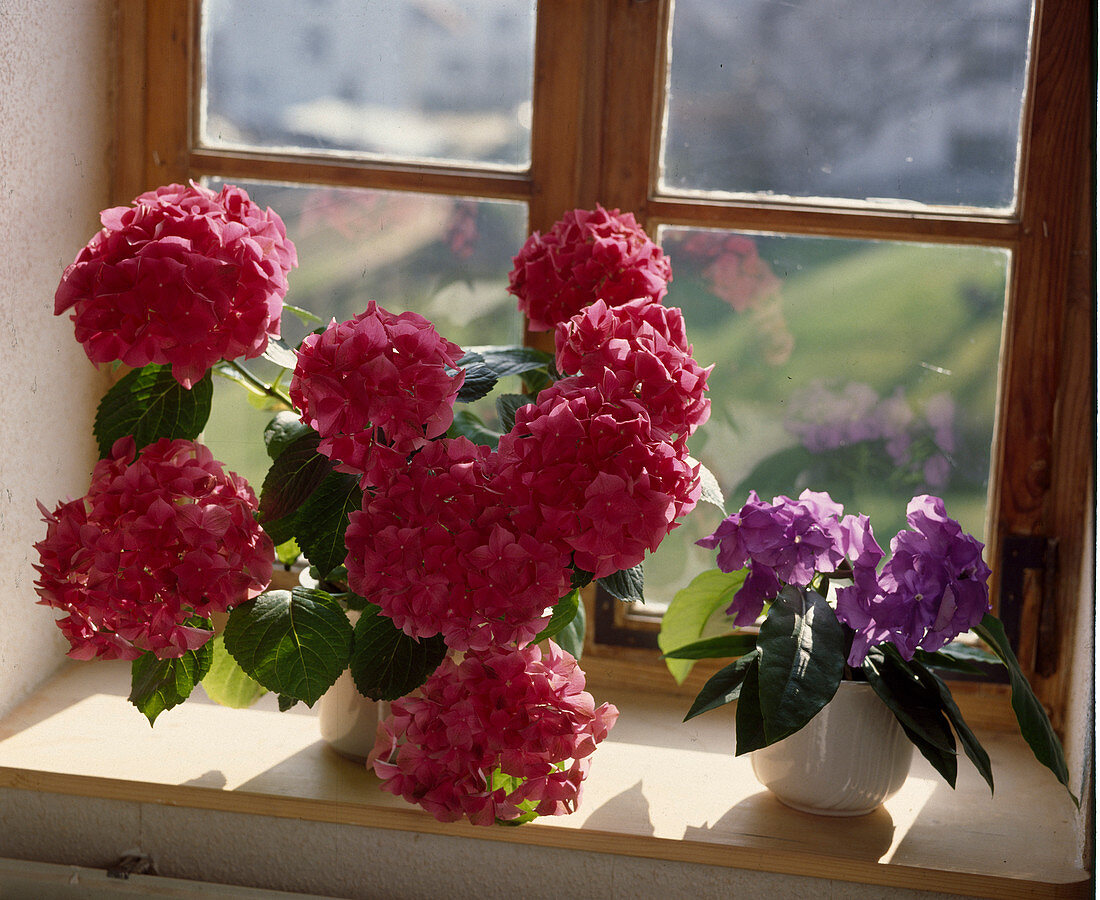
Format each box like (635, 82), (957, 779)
(0, 660), (1087, 899)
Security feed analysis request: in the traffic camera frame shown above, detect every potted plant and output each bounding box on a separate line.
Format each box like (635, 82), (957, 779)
(34, 186), (714, 826)
(659, 489), (1077, 815)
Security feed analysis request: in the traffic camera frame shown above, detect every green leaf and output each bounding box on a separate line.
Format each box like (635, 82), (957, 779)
(263, 411), (313, 460)
(598, 564), (644, 604)
(531, 589), (581, 646)
(274, 539), (301, 567)
(734, 657), (768, 754)
(756, 586), (846, 743)
(283, 303), (323, 327)
(200, 634), (268, 709)
(974, 614), (1076, 804)
(447, 409), (501, 448)
(349, 604), (447, 701)
(454, 351), (495, 401)
(661, 633), (759, 660)
(496, 393), (532, 434)
(94, 365), (213, 457)
(257, 430), (331, 526)
(914, 641), (999, 674)
(691, 458), (726, 513)
(465, 345), (553, 379)
(261, 338), (299, 369)
(684, 650), (759, 721)
(907, 655), (994, 794)
(278, 694), (300, 711)
(292, 472), (362, 580)
(129, 638), (214, 726)
(862, 648), (958, 787)
(223, 588), (354, 707)
(658, 568), (747, 684)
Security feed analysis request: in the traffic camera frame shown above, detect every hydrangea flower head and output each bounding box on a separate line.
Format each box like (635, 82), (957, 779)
(507, 205), (671, 331)
(34, 437), (273, 660)
(697, 490), (847, 625)
(836, 495), (991, 665)
(344, 438), (571, 651)
(370, 643), (619, 825)
(554, 298), (712, 439)
(290, 302), (466, 488)
(54, 182), (297, 388)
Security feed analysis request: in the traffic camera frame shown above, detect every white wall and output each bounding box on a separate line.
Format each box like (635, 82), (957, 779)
(0, 0), (113, 719)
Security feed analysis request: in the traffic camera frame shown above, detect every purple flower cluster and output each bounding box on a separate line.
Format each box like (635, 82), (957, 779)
(698, 492), (991, 664)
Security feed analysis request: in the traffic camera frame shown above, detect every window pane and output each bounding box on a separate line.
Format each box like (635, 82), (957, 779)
(201, 1), (535, 168)
(661, 0), (1032, 209)
(644, 227), (1008, 607)
(200, 181), (527, 489)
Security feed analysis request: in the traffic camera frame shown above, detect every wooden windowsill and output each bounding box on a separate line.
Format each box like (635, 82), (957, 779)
(0, 660), (1087, 899)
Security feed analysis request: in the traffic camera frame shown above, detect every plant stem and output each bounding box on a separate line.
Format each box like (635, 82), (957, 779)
(221, 359), (294, 409)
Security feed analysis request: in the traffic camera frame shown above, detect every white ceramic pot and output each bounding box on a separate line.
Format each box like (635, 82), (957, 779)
(749, 680), (914, 816)
(317, 609), (388, 762)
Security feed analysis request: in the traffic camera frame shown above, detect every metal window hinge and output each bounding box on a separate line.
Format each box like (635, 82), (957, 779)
(107, 853), (156, 880)
(999, 534), (1059, 676)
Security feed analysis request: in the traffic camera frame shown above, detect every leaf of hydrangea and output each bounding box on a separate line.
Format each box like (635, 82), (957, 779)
(260, 337), (299, 369)
(974, 614), (1076, 804)
(598, 564), (644, 603)
(690, 458), (726, 513)
(453, 351), (496, 402)
(531, 590), (583, 655)
(223, 588), (353, 707)
(495, 393), (533, 434)
(348, 603), (447, 701)
(94, 364), (213, 458)
(757, 585), (846, 744)
(263, 410), (313, 460)
(447, 409), (501, 448)
(129, 640), (214, 726)
(684, 649), (760, 723)
(199, 634), (267, 709)
(278, 694), (300, 711)
(292, 472), (362, 580)
(658, 568), (747, 684)
(257, 430), (331, 527)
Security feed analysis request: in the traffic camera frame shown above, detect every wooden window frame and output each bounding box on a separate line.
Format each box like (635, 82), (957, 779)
(115, 0), (1093, 729)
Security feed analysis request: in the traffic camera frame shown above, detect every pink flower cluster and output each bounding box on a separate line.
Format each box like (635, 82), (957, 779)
(498, 380), (701, 579)
(344, 438), (571, 651)
(371, 642), (619, 825)
(508, 205), (672, 331)
(555, 298), (711, 440)
(34, 438), (273, 661)
(54, 182), (297, 388)
(290, 302), (466, 488)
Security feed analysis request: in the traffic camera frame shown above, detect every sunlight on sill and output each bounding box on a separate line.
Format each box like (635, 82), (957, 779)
(0, 660), (1087, 900)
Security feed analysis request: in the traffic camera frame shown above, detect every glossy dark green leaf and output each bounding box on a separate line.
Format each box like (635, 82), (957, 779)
(454, 351), (495, 401)
(448, 409), (501, 448)
(662, 632), (759, 660)
(598, 564), (645, 604)
(756, 586), (845, 743)
(734, 657), (768, 755)
(465, 345), (553, 379)
(292, 472), (362, 580)
(684, 649), (760, 722)
(263, 411), (313, 460)
(496, 393), (532, 434)
(278, 694), (300, 711)
(94, 365), (213, 457)
(913, 642), (998, 674)
(862, 648), (958, 787)
(129, 636), (214, 726)
(223, 588), (353, 707)
(257, 430), (330, 527)
(907, 654), (994, 794)
(349, 604), (447, 701)
(974, 614), (1076, 804)
(531, 590), (581, 647)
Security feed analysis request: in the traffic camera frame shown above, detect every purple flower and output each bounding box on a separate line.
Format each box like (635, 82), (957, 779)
(697, 489), (846, 626)
(836, 495), (991, 666)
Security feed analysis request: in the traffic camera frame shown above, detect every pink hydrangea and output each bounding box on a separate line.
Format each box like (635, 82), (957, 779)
(54, 182), (297, 388)
(344, 438), (571, 651)
(507, 205), (672, 331)
(289, 302), (466, 488)
(370, 643), (619, 825)
(498, 378), (701, 579)
(555, 298), (712, 439)
(33, 437), (274, 661)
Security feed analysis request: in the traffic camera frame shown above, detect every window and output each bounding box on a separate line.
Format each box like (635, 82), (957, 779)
(117, 0), (1091, 727)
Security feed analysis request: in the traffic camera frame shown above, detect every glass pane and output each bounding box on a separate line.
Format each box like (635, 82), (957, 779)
(662, 0), (1032, 209)
(201, 1), (535, 168)
(200, 181), (527, 489)
(644, 227), (1008, 607)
